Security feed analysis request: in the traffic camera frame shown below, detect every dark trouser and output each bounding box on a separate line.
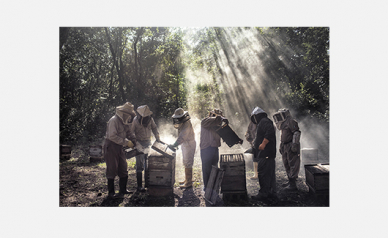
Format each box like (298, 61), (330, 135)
(200, 146), (219, 189)
(257, 157), (276, 194)
(280, 143), (300, 180)
(104, 139), (128, 179)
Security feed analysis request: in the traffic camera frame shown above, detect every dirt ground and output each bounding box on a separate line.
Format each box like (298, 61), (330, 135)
(59, 145), (329, 207)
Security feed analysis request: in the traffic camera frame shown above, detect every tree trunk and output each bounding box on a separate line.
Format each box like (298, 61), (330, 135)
(105, 27), (126, 102)
(60, 27), (71, 50)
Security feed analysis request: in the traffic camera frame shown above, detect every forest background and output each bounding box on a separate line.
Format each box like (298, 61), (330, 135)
(3, 0), (387, 237)
(60, 27), (329, 158)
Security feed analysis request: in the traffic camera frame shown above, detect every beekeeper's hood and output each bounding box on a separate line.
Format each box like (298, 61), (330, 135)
(273, 108), (291, 130)
(172, 108), (190, 129)
(250, 106), (267, 124)
(136, 105), (153, 126)
(116, 102), (135, 125)
(137, 105), (153, 117)
(209, 108), (223, 117)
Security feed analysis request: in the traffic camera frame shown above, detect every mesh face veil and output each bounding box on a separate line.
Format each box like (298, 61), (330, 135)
(208, 109), (223, 118)
(273, 108), (291, 130)
(173, 114), (191, 129)
(122, 113), (134, 125)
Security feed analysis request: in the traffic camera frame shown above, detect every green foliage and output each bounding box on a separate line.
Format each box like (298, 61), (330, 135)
(60, 27), (188, 144)
(60, 27), (329, 145)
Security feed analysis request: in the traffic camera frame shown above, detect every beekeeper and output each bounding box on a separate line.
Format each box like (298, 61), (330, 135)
(132, 105), (160, 192)
(169, 108), (196, 189)
(200, 109), (228, 191)
(245, 121), (258, 180)
(104, 102), (137, 198)
(250, 107), (277, 200)
(273, 108), (301, 191)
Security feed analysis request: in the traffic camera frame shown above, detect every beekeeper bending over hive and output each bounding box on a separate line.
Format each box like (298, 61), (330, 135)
(104, 102), (137, 198)
(131, 105), (160, 192)
(169, 108), (196, 189)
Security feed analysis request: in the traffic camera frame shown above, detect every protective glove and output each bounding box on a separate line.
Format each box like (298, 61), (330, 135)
(127, 140), (134, 148)
(168, 141), (178, 150)
(155, 135), (161, 142)
(291, 143), (299, 153)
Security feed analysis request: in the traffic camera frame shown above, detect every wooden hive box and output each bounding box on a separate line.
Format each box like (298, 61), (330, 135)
(145, 149), (176, 196)
(220, 154), (246, 193)
(205, 166), (225, 205)
(89, 145), (103, 162)
(60, 145), (71, 160)
(304, 163), (329, 194)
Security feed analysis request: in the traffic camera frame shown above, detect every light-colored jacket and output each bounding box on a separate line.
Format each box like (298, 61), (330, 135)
(200, 116), (222, 149)
(176, 120), (196, 168)
(131, 116), (159, 141)
(105, 115), (135, 146)
(176, 120), (195, 145)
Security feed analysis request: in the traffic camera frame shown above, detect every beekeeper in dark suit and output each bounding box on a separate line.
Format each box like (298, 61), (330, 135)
(273, 108), (301, 191)
(250, 107), (277, 200)
(104, 102), (137, 198)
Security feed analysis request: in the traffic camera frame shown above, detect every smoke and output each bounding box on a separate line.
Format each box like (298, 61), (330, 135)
(152, 27), (329, 184)
(181, 27), (329, 164)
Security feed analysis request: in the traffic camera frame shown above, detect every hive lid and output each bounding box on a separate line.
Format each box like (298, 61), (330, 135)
(215, 123), (243, 147)
(151, 140), (176, 159)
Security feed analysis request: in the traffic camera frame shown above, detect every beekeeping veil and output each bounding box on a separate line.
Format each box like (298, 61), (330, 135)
(273, 108), (291, 130)
(208, 108), (223, 117)
(136, 105), (153, 126)
(116, 102), (135, 125)
(250, 107), (267, 125)
(172, 108), (191, 129)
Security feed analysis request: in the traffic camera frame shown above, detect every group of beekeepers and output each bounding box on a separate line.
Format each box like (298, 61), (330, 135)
(103, 102), (301, 200)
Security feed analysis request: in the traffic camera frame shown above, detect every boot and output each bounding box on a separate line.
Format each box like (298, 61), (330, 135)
(251, 191), (268, 200)
(179, 180), (186, 185)
(250, 162), (258, 180)
(136, 172), (146, 192)
(179, 174), (186, 185)
(107, 179), (115, 198)
(180, 168), (192, 189)
(119, 176), (132, 195)
(284, 178), (298, 192)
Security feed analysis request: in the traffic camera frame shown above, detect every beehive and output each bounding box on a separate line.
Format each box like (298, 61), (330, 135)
(145, 149), (176, 196)
(304, 163), (329, 194)
(60, 145), (71, 160)
(301, 148), (318, 164)
(89, 145), (103, 162)
(220, 154), (246, 193)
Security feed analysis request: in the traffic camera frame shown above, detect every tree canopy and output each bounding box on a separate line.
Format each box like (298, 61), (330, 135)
(60, 27), (329, 145)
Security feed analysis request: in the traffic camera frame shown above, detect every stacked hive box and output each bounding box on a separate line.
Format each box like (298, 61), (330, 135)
(220, 154), (247, 201)
(304, 163), (329, 196)
(60, 145), (71, 160)
(146, 141), (176, 196)
(89, 145), (103, 162)
(301, 148), (319, 164)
